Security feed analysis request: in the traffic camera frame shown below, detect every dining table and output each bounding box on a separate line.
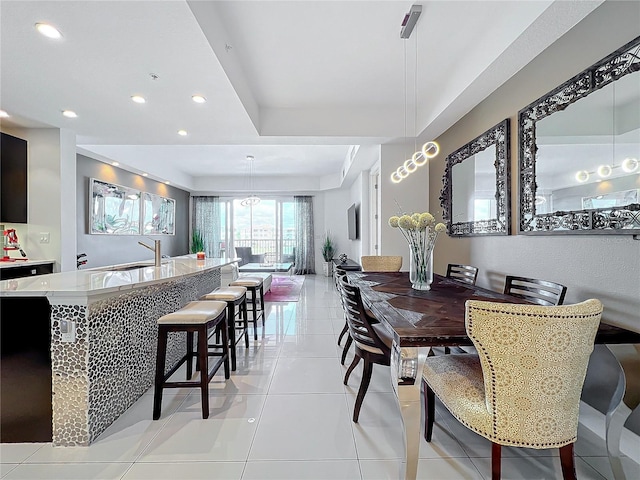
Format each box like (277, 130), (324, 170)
(346, 271), (640, 480)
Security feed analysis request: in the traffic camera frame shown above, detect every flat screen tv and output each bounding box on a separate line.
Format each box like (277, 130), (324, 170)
(0, 132), (28, 223)
(347, 203), (358, 240)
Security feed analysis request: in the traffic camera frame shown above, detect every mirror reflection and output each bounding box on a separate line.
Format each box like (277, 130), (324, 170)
(90, 179), (141, 234)
(451, 146), (497, 222)
(441, 119), (510, 237)
(518, 36), (640, 234)
(535, 73), (640, 216)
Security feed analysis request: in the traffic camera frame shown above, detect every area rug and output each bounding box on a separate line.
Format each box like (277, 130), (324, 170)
(264, 275), (305, 302)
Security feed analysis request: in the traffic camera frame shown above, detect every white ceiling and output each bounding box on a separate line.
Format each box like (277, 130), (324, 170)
(0, 0), (604, 192)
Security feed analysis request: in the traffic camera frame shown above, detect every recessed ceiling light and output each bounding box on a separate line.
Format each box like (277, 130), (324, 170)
(178, 129), (188, 136)
(62, 110), (77, 118)
(131, 95), (146, 104)
(141, 173), (148, 177)
(192, 95), (206, 104)
(0, 110), (9, 118)
(35, 23), (62, 39)
(111, 162), (119, 166)
(164, 181), (170, 185)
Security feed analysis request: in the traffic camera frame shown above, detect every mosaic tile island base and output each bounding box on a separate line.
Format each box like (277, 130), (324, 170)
(0, 257), (235, 446)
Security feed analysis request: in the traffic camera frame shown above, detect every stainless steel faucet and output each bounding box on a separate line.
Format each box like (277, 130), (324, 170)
(138, 239), (162, 267)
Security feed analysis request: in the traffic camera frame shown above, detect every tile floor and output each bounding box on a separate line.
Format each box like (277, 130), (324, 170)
(1, 274), (639, 479)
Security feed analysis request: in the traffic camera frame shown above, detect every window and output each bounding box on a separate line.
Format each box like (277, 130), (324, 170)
(218, 197), (295, 263)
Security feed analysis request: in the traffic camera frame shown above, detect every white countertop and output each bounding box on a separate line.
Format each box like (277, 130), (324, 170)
(0, 257), (236, 300)
(0, 259), (56, 269)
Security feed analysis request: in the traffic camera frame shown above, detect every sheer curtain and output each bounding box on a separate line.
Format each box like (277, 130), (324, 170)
(191, 196), (222, 258)
(294, 196), (315, 274)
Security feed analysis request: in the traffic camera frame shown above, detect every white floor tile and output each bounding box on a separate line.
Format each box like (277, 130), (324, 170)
(208, 355), (276, 395)
(280, 334), (340, 357)
(470, 455), (606, 480)
(0, 444), (43, 464)
(286, 317), (336, 335)
(122, 461), (244, 479)
(26, 394), (187, 463)
(0, 464), (18, 478)
(360, 458), (483, 480)
(242, 460), (362, 479)
(137, 394), (266, 463)
(342, 358), (394, 394)
(269, 357), (344, 394)
(248, 394), (357, 461)
(2, 462), (132, 480)
(581, 455), (640, 480)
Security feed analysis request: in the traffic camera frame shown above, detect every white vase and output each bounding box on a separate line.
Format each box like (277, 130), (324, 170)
(409, 244), (433, 290)
(322, 261), (333, 277)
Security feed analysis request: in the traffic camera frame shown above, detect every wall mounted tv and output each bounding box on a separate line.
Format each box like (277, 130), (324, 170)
(347, 203), (359, 240)
(0, 132), (28, 223)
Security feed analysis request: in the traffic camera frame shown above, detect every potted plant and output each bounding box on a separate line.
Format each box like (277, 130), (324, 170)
(190, 230), (205, 255)
(321, 233), (336, 277)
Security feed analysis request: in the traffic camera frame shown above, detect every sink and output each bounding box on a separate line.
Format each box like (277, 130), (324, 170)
(98, 263), (155, 272)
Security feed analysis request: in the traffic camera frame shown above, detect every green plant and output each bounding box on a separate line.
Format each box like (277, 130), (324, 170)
(190, 230), (205, 253)
(321, 233), (336, 262)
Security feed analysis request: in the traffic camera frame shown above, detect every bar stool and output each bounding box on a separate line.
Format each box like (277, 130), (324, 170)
(229, 276), (265, 340)
(153, 301), (230, 420)
(201, 286), (249, 371)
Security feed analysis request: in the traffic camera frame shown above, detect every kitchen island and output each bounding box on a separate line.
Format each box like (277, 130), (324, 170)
(0, 257), (236, 446)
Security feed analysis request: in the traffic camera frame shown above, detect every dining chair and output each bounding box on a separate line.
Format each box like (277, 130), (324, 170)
(422, 299), (603, 480)
(445, 263), (479, 286)
(503, 275), (567, 306)
(338, 275), (392, 422)
(360, 255), (403, 272)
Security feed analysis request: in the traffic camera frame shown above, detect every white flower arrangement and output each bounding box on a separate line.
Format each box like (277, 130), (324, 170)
(388, 211), (446, 290)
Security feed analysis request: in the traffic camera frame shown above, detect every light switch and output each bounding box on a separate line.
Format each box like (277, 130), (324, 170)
(39, 232), (50, 244)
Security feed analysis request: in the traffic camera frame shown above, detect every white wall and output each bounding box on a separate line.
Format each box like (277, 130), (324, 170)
(2, 127), (76, 271)
(380, 141), (430, 271)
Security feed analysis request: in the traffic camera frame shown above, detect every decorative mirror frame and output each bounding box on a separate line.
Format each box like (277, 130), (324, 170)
(440, 119), (511, 237)
(518, 35), (640, 235)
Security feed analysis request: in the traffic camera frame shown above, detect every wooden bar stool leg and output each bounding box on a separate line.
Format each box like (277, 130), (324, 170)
(220, 315), (231, 379)
(250, 286), (258, 340)
(186, 331), (194, 379)
(242, 299), (249, 347)
(198, 324), (210, 419)
(259, 285), (265, 327)
(153, 326), (168, 420)
(227, 302), (237, 371)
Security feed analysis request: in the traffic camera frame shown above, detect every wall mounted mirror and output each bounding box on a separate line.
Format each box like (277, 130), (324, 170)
(142, 192), (176, 235)
(90, 179), (141, 235)
(518, 36), (640, 234)
(440, 119), (511, 236)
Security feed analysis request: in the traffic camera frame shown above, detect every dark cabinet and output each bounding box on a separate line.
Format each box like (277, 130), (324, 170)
(1, 132), (28, 224)
(0, 262), (53, 280)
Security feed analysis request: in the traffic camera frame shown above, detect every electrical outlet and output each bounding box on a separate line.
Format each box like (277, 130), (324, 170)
(60, 319), (76, 343)
(39, 232), (50, 244)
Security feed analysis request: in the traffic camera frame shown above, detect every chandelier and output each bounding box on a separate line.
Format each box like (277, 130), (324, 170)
(240, 155), (260, 207)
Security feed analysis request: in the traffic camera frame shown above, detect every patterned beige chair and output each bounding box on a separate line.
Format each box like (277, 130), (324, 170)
(422, 299), (603, 480)
(360, 255), (402, 272)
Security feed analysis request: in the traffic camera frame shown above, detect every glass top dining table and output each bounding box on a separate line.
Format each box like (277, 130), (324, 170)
(346, 271), (640, 480)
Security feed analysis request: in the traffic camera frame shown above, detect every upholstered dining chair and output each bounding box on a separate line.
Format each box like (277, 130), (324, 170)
(422, 299), (603, 480)
(503, 275), (567, 306)
(445, 263), (479, 286)
(338, 275), (392, 422)
(360, 255), (403, 272)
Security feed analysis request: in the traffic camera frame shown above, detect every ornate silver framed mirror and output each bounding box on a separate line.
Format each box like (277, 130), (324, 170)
(518, 36), (640, 234)
(440, 119), (511, 236)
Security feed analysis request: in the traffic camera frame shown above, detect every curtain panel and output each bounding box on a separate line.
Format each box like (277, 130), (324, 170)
(294, 196), (315, 274)
(191, 196), (222, 258)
